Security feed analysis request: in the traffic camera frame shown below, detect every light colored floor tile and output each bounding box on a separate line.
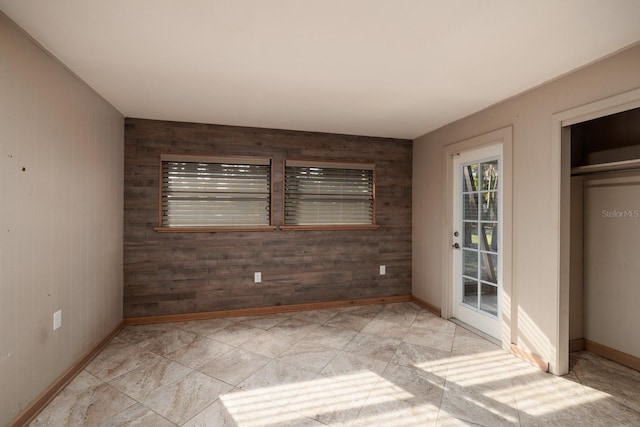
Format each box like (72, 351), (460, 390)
(207, 322), (267, 347)
(440, 380), (519, 427)
(571, 350), (640, 413)
(117, 323), (176, 344)
(436, 413), (485, 426)
(240, 330), (300, 358)
(361, 317), (411, 340)
(99, 403), (174, 427)
(321, 350), (388, 378)
(325, 312), (373, 332)
(57, 370), (104, 400)
(265, 406), (330, 427)
(354, 398), (440, 427)
(138, 327), (197, 356)
(190, 395), (325, 427)
(175, 318), (235, 336)
(405, 315), (456, 354)
(29, 383), (136, 427)
(380, 362), (446, 399)
(344, 333), (402, 362)
(182, 398), (238, 427)
(297, 324), (358, 350)
(165, 335), (233, 369)
(290, 308), (341, 324)
(278, 340), (340, 373)
(391, 342), (449, 366)
(511, 362), (616, 427)
(198, 348), (271, 386)
(445, 349), (516, 388)
(85, 340), (158, 382)
(373, 310), (418, 328)
(353, 361), (444, 426)
(381, 302), (421, 315)
(268, 317), (320, 338)
(450, 326), (501, 355)
(286, 374), (373, 425)
(341, 304), (385, 317)
(411, 312), (454, 331)
(517, 398), (637, 427)
(143, 371), (232, 425)
(27, 304), (640, 427)
(512, 362), (587, 413)
(235, 314), (289, 330)
(404, 328), (455, 353)
(193, 395), (291, 427)
(575, 396), (640, 427)
(238, 360), (317, 406)
(108, 355), (192, 401)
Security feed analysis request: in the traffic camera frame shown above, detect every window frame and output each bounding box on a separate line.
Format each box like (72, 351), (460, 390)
(154, 153), (276, 233)
(280, 159), (379, 231)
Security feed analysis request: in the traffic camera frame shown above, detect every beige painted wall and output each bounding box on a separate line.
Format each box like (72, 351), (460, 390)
(413, 44), (640, 372)
(0, 13), (124, 426)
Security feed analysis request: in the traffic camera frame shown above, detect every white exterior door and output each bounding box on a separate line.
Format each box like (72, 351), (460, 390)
(452, 143), (503, 340)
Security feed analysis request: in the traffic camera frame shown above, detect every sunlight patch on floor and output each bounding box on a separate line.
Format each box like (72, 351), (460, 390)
(220, 370), (414, 426)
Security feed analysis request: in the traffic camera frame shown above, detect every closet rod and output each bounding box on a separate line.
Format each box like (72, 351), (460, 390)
(571, 158), (640, 176)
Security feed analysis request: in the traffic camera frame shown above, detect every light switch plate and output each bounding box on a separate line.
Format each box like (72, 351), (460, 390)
(254, 272), (262, 283)
(53, 310), (62, 331)
(380, 265), (386, 275)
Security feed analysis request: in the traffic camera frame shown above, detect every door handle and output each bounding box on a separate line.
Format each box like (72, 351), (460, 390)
(452, 243), (460, 249)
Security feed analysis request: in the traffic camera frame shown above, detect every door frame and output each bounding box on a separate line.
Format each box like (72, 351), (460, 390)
(551, 87), (640, 375)
(442, 126), (513, 351)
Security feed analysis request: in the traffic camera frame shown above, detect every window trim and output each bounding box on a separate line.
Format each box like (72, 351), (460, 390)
(154, 153), (276, 233)
(281, 159), (379, 231)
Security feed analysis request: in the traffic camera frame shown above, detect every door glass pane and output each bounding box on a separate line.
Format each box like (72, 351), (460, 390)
(463, 222), (478, 249)
(481, 161), (498, 191)
(463, 164), (479, 192)
(464, 194), (478, 220)
(480, 253), (498, 283)
(481, 192), (498, 221)
(480, 223), (498, 252)
(463, 249), (478, 278)
(480, 283), (498, 317)
(463, 277), (478, 308)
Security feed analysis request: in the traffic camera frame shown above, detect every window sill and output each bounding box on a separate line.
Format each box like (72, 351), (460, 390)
(154, 226), (277, 233)
(279, 225), (380, 231)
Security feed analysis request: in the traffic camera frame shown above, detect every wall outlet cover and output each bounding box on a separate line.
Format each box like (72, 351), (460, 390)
(254, 272), (262, 283)
(380, 265), (386, 275)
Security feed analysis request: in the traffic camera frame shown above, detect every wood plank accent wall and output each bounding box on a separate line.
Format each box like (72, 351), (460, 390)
(124, 119), (412, 317)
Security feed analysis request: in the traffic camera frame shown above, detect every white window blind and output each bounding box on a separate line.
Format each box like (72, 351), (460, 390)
(284, 160), (375, 226)
(160, 155), (271, 227)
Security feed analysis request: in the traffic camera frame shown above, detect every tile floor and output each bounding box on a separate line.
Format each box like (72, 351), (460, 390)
(29, 303), (640, 426)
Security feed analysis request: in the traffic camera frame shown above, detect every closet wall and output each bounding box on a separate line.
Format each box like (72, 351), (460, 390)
(582, 172), (640, 358)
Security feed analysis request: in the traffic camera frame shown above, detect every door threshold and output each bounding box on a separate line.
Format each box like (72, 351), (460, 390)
(449, 317), (501, 346)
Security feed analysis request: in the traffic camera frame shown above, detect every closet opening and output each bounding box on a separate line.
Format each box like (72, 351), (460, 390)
(569, 107), (640, 371)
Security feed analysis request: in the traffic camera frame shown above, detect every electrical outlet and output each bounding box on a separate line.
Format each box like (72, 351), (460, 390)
(53, 310), (62, 331)
(254, 272), (262, 283)
(380, 265), (386, 275)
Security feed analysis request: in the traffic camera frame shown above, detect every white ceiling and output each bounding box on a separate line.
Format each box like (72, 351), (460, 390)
(2, 1), (640, 139)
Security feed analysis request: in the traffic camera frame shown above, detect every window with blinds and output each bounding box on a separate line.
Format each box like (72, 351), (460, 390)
(159, 154), (271, 229)
(284, 160), (376, 227)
